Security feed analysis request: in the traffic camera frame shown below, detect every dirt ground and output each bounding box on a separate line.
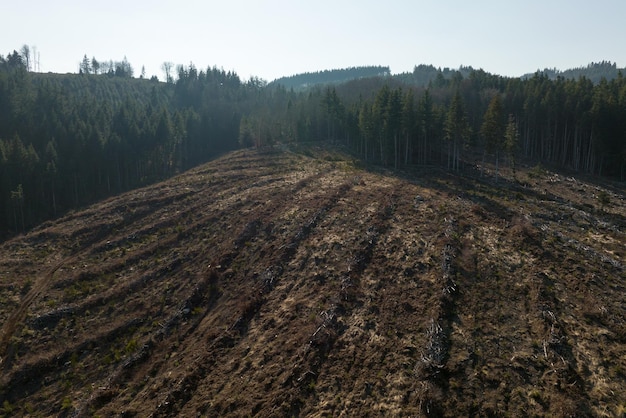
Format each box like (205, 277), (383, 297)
(0, 145), (625, 417)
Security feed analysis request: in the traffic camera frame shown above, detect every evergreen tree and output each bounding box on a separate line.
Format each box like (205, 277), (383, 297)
(386, 87), (403, 168)
(80, 54), (91, 75)
(372, 85), (391, 163)
(322, 87), (343, 141)
(504, 114), (520, 179)
(481, 94), (505, 180)
(401, 88), (417, 165)
(2, 50), (626, 239)
(358, 101), (373, 160)
(417, 90), (434, 164)
(444, 91), (470, 171)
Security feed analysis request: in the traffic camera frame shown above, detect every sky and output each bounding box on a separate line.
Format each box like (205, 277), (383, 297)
(2, 0), (625, 82)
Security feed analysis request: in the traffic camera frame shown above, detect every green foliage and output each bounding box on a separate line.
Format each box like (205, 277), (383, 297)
(504, 114), (520, 176)
(1, 48), (626, 241)
(61, 397), (73, 410)
(0, 59), (254, 238)
(597, 190), (610, 209)
(1, 400), (14, 415)
(125, 338), (138, 354)
(444, 91), (470, 171)
(528, 164), (545, 179)
(524, 61), (624, 84)
(481, 95), (505, 154)
(271, 66), (390, 90)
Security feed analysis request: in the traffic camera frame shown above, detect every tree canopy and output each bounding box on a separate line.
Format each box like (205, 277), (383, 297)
(1, 49), (625, 239)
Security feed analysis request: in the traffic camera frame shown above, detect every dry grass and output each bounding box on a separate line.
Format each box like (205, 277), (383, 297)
(0, 146), (624, 416)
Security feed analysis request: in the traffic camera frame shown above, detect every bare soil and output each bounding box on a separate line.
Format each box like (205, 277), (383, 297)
(0, 145), (624, 417)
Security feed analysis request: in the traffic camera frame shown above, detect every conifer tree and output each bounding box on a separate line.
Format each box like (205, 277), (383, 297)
(444, 91), (470, 171)
(418, 90), (434, 164)
(504, 114), (520, 179)
(481, 94), (505, 180)
(401, 88), (416, 165)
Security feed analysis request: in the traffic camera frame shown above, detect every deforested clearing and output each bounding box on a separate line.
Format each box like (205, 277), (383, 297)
(0, 145), (625, 417)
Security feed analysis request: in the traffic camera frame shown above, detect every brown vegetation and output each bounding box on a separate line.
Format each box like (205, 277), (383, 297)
(0, 145), (624, 416)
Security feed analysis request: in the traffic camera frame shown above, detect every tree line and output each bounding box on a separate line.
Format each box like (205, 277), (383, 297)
(0, 52), (261, 237)
(521, 61), (624, 84)
(254, 68), (625, 178)
(1, 48), (625, 239)
(270, 66), (391, 90)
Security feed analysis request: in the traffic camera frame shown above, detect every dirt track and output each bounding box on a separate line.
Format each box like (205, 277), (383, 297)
(0, 145), (625, 416)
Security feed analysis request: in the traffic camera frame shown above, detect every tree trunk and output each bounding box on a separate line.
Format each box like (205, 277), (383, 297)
(481, 151), (486, 177)
(585, 132), (593, 173)
(74, 174), (79, 206)
(561, 121), (569, 166)
(12, 204), (18, 233)
(20, 201), (25, 232)
(51, 180), (57, 216)
(495, 150), (499, 183)
(573, 126), (580, 171)
(405, 133), (410, 165)
(394, 134), (398, 169)
(363, 136), (366, 159)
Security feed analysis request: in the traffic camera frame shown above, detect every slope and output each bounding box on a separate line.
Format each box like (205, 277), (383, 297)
(270, 66), (391, 90)
(0, 145), (624, 417)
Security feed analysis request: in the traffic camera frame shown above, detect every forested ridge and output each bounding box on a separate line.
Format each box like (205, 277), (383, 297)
(270, 66), (391, 90)
(1, 49), (625, 239)
(522, 60), (625, 84)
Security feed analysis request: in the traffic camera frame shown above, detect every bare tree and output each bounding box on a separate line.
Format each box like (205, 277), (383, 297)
(91, 57), (100, 74)
(31, 45), (38, 72)
(161, 61), (174, 83)
(20, 45), (31, 71)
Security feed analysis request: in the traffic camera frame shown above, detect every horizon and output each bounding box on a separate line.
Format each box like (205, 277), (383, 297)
(3, 0), (626, 83)
(2, 56), (622, 84)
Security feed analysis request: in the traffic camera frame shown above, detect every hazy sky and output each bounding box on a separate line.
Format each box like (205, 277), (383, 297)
(3, 0), (625, 82)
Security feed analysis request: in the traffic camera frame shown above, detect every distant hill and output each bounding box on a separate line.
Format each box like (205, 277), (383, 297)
(273, 61), (625, 91)
(392, 64), (478, 87)
(523, 61), (625, 83)
(270, 64), (476, 90)
(270, 66), (391, 90)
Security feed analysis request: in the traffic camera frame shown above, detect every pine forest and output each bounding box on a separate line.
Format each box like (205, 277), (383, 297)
(1, 50), (625, 239)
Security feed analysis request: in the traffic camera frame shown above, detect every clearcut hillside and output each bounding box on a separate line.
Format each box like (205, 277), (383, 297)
(0, 145), (625, 417)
